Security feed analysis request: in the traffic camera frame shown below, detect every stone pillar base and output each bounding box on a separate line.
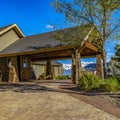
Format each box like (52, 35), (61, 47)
(8, 57), (19, 83)
(46, 59), (52, 79)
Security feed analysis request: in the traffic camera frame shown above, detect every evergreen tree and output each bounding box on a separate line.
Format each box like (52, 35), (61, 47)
(113, 44), (120, 70)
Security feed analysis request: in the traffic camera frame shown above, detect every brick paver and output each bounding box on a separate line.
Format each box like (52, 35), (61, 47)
(0, 80), (119, 120)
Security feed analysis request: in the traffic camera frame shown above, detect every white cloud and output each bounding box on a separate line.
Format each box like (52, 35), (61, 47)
(107, 52), (114, 57)
(63, 62), (96, 70)
(107, 48), (111, 51)
(46, 24), (54, 29)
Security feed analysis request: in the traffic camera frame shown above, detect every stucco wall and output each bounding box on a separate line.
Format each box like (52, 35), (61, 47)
(32, 64), (62, 79)
(53, 66), (59, 76)
(0, 29), (20, 51)
(32, 65), (44, 79)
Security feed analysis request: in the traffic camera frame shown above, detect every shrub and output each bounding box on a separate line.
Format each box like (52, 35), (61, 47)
(38, 72), (46, 80)
(51, 74), (56, 80)
(115, 76), (120, 84)
(56, 75), (68, 80)
(78, 73), (104, 91)
(78, 74), (120, 92)
(99, 84), (112, 92)
(104, 77), (120, 92)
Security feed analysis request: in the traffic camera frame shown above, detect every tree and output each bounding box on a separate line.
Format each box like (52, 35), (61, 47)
(52, 0), (120, 78)
(112, 44), (120, 70)
(107, 44), (120, 76)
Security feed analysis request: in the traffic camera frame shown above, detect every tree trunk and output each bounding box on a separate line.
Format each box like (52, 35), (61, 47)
(102, 50), (107, 78)
(96, 54), (104, 79)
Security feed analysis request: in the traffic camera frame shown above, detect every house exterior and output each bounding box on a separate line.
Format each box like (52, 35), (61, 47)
(0, 24), (24, 81)
(0, 24), (62, 82)
(0, 23), (103, 83)
(32, 61), (62, 79)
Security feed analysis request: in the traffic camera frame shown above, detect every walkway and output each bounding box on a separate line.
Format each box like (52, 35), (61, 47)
(0, 80), (119, 120)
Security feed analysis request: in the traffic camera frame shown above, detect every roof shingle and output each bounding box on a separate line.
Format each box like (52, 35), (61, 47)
(0, 24), (94, 55)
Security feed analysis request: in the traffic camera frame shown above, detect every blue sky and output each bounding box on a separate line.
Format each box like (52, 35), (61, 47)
(0, 0), (120, 64)
(0, 0), (64, 35)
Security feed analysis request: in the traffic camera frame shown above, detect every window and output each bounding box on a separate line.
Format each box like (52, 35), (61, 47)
(23, 61), (27, 68)
(7, 58), (12, 68)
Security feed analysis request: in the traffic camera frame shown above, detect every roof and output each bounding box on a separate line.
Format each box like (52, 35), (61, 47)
(0, 24), (12, 32)
(0, 24), (96, 56)
(0, 24), (25, 38)
(32, 61), (62, 66)
(0, 31), (67, 55)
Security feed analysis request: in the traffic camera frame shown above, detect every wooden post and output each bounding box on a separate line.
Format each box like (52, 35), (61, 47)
(46, 59), (52, 79)
(96, 55), (104, 79)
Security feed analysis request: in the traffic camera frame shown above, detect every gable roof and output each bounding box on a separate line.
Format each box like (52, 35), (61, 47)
(0, 31), (67, 55)
(0, 24), (99, 57)
(0, 24), (25, 38)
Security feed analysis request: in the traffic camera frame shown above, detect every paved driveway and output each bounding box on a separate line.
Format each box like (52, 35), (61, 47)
(0, 80), (119, 120)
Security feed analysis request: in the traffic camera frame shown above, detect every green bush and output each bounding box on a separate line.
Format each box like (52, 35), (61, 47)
(78, 74), (120, 92)
(103, 77), (120, 92)
(115, 76), (120, 84)
(78, 73), (104, 91)
(99, 84), (112, 92)
(56, 75), (68, 80)
(38, 72), (46, 80)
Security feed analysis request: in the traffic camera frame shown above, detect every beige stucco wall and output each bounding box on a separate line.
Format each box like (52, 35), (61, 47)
(0, 29), (20, 51)
(32, 65), (44, 79)
(32, 64), (62, 79)
(54, 66), (59, 76)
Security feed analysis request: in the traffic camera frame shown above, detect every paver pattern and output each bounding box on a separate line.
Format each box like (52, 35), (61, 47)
(0, 80), (119, 120)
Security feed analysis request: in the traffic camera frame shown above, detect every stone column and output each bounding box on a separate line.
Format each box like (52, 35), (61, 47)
(96, 54), (104, 79)
(46, 59), (52, 79)
(71, 52), (76, 84)
(20, 56), (31, 81)
(71, 49), (81, 84)
(77, 52), (82, 79)
(0, 70), (2, 82)
(8, 57), (19, 83)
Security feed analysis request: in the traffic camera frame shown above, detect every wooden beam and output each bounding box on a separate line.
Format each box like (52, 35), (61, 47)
(0, 46), (72, 58)
(79, 42), (98, 53)
(85, 42), (98, 52)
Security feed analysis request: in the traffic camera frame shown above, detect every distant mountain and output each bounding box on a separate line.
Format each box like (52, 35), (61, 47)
(63, 62), (116, 76)
(63, 62), (97, 75)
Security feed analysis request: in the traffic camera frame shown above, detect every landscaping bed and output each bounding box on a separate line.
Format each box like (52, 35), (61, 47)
(59, 84), (120, 108)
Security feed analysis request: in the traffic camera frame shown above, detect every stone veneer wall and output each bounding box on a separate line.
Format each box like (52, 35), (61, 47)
(0, 58), (9, 82)
(20, 56), (31, 81)
(71, 50), (82, 84)
(46, 59), (52, 79)
(8, 57), (19, 83)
